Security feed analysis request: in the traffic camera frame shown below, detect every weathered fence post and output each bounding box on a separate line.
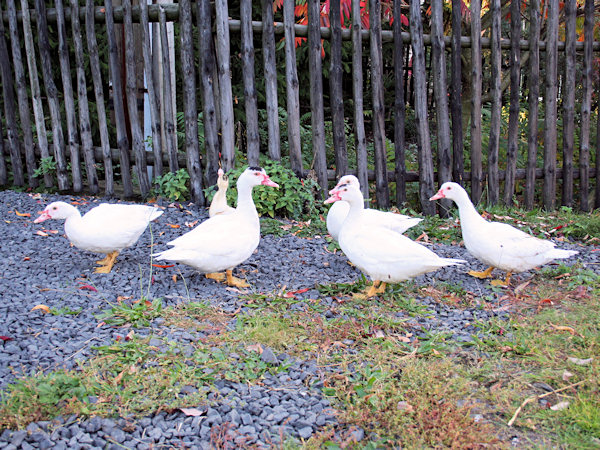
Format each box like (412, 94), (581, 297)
(470, 0), (483, 205)
(308, 0), (328, 196)
(393, 0), (407, 206)
(262, 0), (281, 162)
(410, 0), (435, 215)
(450, 0), (463, 186)
(351, 0), (368, 202)
(56, 0), (82, 192)
(70, 0), (99, 194)
(197, 0), (219, 183)
(215, 0), (236, 171)
(370, 0), (390, 209)
(123, 0), (150, 197)
(159, 7), (178, 174)
(330, 0), (348, 180)
(180, 0), (204, 205)
(35, 0), (70, 191)
(487, 0), (501, 206)
(504, 0), (522, 207)
(431, 0), (452, 216)
(525, 0), (540, 210)
(561, 0), (576, 207)
(579, 0), (594, 211)
(543, 0), (559, 211)
(240, 0), (260, 168)
(6, 0), (38, 188)
(283, 0), (303, 176)
(86, 0), (114, 196)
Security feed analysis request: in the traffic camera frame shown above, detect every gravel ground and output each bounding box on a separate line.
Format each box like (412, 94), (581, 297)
(0, 189), (596, 449)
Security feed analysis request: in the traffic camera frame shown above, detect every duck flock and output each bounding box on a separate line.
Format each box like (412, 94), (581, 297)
(0, 165), (593, 447)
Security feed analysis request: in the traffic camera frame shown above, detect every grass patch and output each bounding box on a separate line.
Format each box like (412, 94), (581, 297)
(96, 297), (163, 328)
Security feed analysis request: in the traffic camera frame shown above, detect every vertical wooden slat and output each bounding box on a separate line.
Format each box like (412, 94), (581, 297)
(140, 0), (163, 179)
(240, 0), (260, 168)
(470, 0), (483, 204)
(352, 0), (368, 201)
(393, 0), (406, 206)
(159, 8), (178, 173)
(503, 0), (522, 206)
(197, 0), (218, 182)
(330, 0), (348, 179)
(579, 0), (593, 211)
(86, 0), (114, 196)
(283, 0), (303, 176)
(487, 0), (501, 206)
(105, 0), (133, 197)
(370, 0), (390, 209)
(6, 0), (38, 188)
(525, 0), (540, 210)
(21, 0), (51, 187)
(0, 118), (6, 185)
(543, 0), (558, 210)
(410, 0), (435, 215)
(123, 0), (150, 196)
(261, 0), (281, 162)
(561, 0), (576, 207)
(0, 5), (24, 187)
(180, 0), (204, 204)
(55, 0), (82, 192)
(35, 0), (69, 190)
(307, 0), (327, 195)
(596, 99), (600, 210)
(450, 0), (463, 185)
(431, 0), (452, 215)
(70, 0), (98, 194)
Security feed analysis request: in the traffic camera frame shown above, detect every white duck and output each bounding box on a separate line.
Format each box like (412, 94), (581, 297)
(33, 201), (164, 273)
(208, 168), (235, 218)
(430, 182), (579, 286)
(153, 166), (279, 288)
(325, 182), (465, 298)
(326, 174), (422, 241)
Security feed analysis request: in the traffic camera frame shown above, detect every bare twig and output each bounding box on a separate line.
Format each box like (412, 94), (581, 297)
(507, 380), (586, 426)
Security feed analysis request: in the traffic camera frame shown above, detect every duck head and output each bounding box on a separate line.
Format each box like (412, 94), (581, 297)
(330, 174), (360, 195)
(217, 168), (229, 189)
(34, 201), (77, 223)
(430, 182), (467, 202)
(238, 166), (279, 189)
(325, 182), (363, 205)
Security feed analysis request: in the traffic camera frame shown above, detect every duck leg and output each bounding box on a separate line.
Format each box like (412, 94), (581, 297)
(490, 272), (512, 287)
(468, 266), (494, 279)
(225, 269), (250, 288)
(94, 251), (119, 273)
(364, 280), (387, 298)
(96, 254), (111, 266)
(205, 272), (226, 282)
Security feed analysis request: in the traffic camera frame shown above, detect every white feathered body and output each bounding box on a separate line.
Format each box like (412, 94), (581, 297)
(327, 201), (422, 241)
(64, 204), (163, 254)
(154, 211), (259, 273)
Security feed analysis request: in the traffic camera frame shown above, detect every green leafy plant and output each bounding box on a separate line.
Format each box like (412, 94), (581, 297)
(33, 156), (57, 179)
(152, 169), (190, 201)
(96, 297), (164, 328)
(205, 159), (324, 219)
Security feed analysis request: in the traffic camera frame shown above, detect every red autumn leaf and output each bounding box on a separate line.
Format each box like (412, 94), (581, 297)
(78, 284), (98, 292)
(152, 264), (175, 268)
(0, 336), (13, 342)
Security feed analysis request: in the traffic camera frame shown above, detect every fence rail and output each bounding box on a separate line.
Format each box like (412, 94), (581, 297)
(0, 0), (599, 214)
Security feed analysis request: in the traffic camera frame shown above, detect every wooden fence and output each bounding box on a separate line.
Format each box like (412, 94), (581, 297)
(0, 0), (599, 214)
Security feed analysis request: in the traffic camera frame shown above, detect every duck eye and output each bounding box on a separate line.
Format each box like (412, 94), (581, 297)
(52, 206), (58, 210)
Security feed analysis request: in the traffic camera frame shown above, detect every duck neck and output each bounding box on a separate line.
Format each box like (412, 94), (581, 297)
(63, 206), (83, 235)
(454, 194), (486, 230)
(235, 183), (259, 218)
(344, 198), (364, 224)
(214, 186), (227, 204)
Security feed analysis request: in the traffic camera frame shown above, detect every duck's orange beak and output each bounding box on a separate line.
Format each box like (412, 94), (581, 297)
(261, 175), (279, 188)
(429, 189), (445, 201)
(324, 190), (342, 204)
(33, 210), (51, 223)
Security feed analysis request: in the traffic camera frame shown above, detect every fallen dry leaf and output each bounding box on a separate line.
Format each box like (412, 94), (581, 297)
(562, 370), (574, 381)
(568, 356), (593, 366)
(172, 274), (178, 283)
(78, 284), (98, 292)
(35, 230), (49, 237)
(246, 343), (263, 354)
(549, 323), (577, 335)
(0, 336), (13, 342)
(113, 370), (125, 385)
(550, 401), (570, 411)
(514, 280), (531, 296)
(15, 210), (31, 217)
(180, 407), (206, 417)
(166, 223), (180, 229)
(397, 401), (414, 413)
(184, 221), (199, 228)
(31, 304), (50, 313)
(152, 264), (175, 268)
